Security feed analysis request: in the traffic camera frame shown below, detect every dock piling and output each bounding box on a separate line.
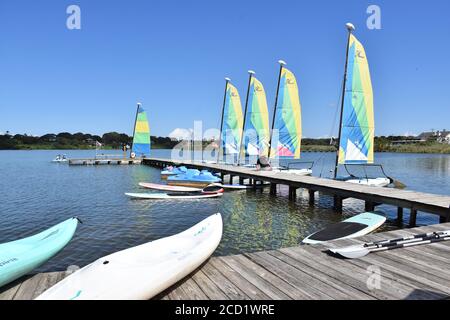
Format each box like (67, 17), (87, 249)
(409, 209), (418, 227)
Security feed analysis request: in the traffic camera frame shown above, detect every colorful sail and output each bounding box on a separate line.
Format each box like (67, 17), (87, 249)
(131, 105), (151, 157)
(338, 34), (374, 164)
(220, 82), (244, 155)
(270, 67), (302, 158)
(241, 77), (270, 157)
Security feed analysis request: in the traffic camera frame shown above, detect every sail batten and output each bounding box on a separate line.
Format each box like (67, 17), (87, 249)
(131, 105), (151, 157)
(338, 34), (374, 165)
(220, 82), (244, 157)
(241, 77), (270, 158)
(270, 67), (302, 159)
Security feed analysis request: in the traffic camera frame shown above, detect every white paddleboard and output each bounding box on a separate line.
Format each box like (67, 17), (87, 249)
(138, 182), (201, 192)
(302, 212), (386, 245)
(125, 192), (223, 199)
(36, 213), (223, 300)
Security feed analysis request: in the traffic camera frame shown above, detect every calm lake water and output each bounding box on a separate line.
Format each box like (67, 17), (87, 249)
(0, 150), (449, 272)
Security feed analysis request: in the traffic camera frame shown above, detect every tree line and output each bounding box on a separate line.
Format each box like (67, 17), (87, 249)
(0, 132), (178, 150)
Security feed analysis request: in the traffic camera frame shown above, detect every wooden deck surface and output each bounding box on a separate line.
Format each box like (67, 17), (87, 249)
(2, 223), (449, 300)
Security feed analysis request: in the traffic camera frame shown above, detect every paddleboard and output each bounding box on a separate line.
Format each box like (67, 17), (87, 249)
(125, 192), (223, 199)
(36, 213), (223, 300)
(0, 217), (79, 288)
(138, 182), (201, 192)
(302, 212), (386, 245)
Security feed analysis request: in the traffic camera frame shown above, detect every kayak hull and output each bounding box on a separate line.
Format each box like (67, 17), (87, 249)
(125, 192), (223, 199)
(138, 182), (201, 192)
(0, 218), (79, 288)
(36, 214), (223, 300)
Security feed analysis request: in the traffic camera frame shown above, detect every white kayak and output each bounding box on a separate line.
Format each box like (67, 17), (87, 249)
(125, 192), (223, 200)
(36, 213), (223, 300)
(339, 177), (391, 187)
(138, 182), (201, 192)
(302, 212), (386, 245)
(271, 168), (312, 176)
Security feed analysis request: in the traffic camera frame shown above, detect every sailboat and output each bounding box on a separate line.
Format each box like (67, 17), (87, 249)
(217, 78), (244, 164)
(333, 23), (392, 187)
(238, 70), (270, 165)
(268, 60), (313, 176)
(130, 103), (151, 160)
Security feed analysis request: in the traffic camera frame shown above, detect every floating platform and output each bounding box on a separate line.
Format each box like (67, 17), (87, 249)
(143, 158), (450, 226)
(1, 223), (449, 300)
(68, 158), (142, 166)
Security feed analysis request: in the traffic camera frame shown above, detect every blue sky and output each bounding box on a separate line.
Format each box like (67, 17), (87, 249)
(1, 0), (449, 138)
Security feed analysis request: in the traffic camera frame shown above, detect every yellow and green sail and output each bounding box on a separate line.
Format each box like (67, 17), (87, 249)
(241, 77), (270, 157)
(220, 82), (244, 156)
(338, 34), (374, 164)
(131, 105), (151, 157)
(270, 67), (302, 158)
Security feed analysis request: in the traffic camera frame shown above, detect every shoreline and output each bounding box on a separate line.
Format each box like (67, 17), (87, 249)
(2, 146), (450, 155)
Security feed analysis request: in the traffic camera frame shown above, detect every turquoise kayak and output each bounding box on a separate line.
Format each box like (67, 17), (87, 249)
(0, 217), (79, 288)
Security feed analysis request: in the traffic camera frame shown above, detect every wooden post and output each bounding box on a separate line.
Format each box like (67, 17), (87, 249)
(308, 190), (315, 206)
(239, 177), (244, 185)
(270, 183), (277, 195)
(334, 196), (343, 213)
(409, 208), (417, 227)
(365, 201), (375, 212)
(252, 179), (256, 190)
(397, 207), (404, 224)
(229, 175), (234, 184)
(220, 173), (224, 181)
(289, 186), (297, 200)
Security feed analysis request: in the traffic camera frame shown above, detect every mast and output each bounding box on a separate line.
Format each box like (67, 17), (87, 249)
(268, 60), (286, 159)
(333, 23), (355, 179)
(237, 70), (255, 165)
(130, 102), (141, 157)
(217, 78), (231, 163)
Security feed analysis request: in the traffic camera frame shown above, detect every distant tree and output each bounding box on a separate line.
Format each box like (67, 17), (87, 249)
(57, 132), (73, 139)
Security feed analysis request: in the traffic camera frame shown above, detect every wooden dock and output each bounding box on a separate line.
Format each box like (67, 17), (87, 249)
(1, 223), (449, 300)
(69, 158), (142, 165)
(143, 158), (450, 226)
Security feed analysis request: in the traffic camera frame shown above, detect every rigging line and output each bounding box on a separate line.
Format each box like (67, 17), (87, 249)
(318, 81), (344, 178)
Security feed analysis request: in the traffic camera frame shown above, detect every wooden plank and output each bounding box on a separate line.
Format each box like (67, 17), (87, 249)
(200, 262), (249, 300)
(208, 257), (270, 300)
(31, 271), (66, 299)
(282, 246), (440, 300)
(191, 269), (228, 300)
(246, 251), (372, 300)
(219, 256), (292, 300)
(13, 273), (47, 300)
(263, 250), (376, 300)
(0, 278), (25, 300)
(176, 277), (209, 300)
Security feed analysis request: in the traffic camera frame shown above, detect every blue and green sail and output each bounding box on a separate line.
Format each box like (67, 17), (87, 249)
(270, 67), (302, 159)
(240, 77), (270, 157)
(220, 82), (244, 156)
(131, 105), (151, 157)
(338, 34), (374, 164)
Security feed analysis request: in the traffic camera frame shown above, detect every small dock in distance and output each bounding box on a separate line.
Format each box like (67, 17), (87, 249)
(69, 158), (142, 166)
(143, 158), (450, 226)
(1, 223), (450, 300)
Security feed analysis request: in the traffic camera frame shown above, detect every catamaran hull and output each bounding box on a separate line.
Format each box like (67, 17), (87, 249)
(342, 177), (391, 187)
